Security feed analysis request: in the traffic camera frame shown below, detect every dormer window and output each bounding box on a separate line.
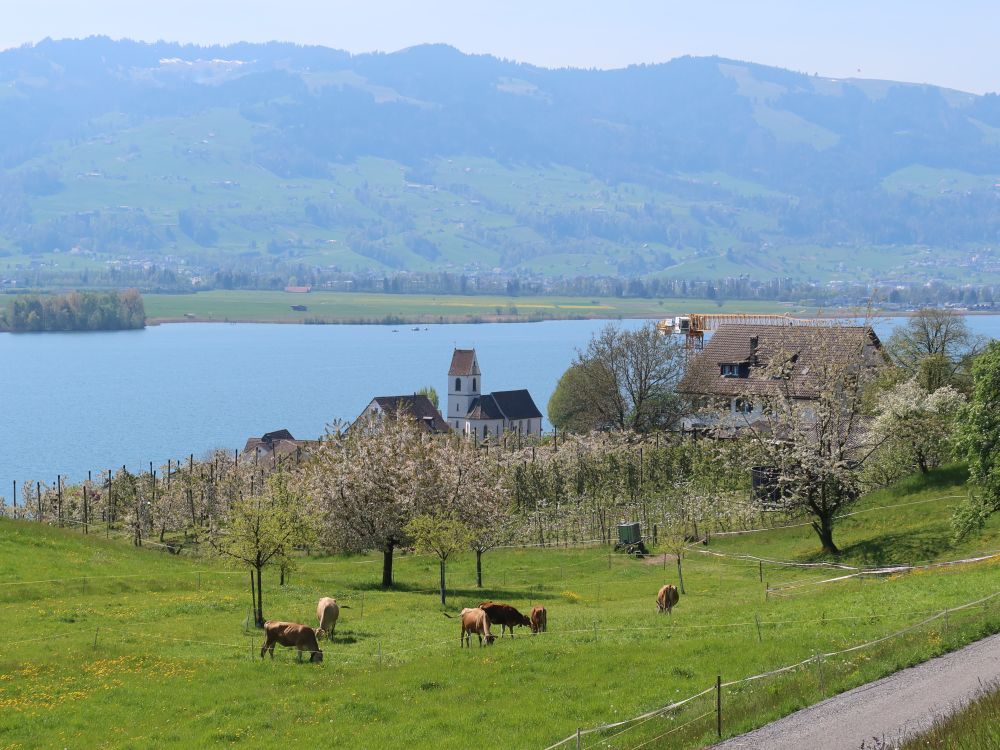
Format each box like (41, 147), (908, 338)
(721, 361), (750, 378)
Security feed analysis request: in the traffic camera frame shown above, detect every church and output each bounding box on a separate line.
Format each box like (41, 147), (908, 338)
(446, 348), (543, 439)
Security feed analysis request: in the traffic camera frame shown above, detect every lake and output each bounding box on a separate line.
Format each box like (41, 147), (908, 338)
(2, 315), (998, 502)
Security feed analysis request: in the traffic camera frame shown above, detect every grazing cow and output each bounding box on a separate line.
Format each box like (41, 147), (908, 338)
(316, 597), (340, 640)
(260, 621), (324, 663)
(656, 584), (680, 614)
(529, 605), (547, 634)
(460, 607), (495, 647)
(479, 601), (531, 638)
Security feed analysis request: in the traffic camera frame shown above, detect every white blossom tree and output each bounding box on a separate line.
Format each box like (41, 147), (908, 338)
(873, 378), (965, 477)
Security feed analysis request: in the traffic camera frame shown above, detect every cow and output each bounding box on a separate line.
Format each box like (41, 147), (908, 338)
(460, 607), (495, 647)
(656, 584), (680, 614)
(529, 605), (547, 634)
(479, 601), (531, 638)
(316, 597), (340, 640)
(260, 621), (324, 663)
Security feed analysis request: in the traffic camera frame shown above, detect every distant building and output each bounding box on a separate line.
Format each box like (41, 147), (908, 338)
(446, 348), (543, 439)
(243, 429), (313, 466)
(354, 394), (451, 434)
(676, 323), (883, 430)
(284, 285), (311, 294)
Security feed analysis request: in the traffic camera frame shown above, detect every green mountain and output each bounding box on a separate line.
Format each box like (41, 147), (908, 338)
(2, 37), (1000, 285)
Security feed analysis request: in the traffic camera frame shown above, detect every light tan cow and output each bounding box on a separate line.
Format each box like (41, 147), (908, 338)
(529, 605), (547, 634)
(260, 621), (324, 663)
(317, 597), (340, 640)
(460, 607), (496, 647)
(656, 584), (680, 614)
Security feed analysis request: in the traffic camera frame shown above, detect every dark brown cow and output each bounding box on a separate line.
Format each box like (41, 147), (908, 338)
(479, 601), (531, 638)
(656, 584), (680, 615)
(529, 605), (547, 634)
(260, 621), (324, 663)
(460, 607), (495, 647)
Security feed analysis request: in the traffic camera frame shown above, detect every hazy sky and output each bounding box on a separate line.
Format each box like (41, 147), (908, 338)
(4, 0), (999, 94)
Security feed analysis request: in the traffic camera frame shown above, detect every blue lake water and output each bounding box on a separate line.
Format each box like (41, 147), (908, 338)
(1, 315), (998, 502)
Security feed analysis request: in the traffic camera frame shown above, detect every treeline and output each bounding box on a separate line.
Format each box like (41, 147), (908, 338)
(0, 289), (145, 332)
(7, 262), (1000, 309)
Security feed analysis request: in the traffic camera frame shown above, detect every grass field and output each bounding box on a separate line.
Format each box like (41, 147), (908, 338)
(140, 291), (814, 325)
(4, 467), (1000, 749)
(898, 682), (1000, 749)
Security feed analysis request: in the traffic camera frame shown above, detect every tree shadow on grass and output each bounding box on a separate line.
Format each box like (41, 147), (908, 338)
(833, 527), (955, 567)
(349, 581), (557, 601)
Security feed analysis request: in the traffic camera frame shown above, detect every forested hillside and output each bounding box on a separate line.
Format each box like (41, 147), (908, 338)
(2, 37), (1000, 286)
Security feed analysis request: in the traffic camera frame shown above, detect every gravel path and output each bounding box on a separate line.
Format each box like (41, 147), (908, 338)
(713, 632), (1000, 749)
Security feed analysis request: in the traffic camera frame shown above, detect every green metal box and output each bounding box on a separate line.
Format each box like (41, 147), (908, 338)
(617, 522), (641, 546)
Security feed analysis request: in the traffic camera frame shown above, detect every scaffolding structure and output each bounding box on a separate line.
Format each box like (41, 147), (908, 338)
(656, 313), (834, 350)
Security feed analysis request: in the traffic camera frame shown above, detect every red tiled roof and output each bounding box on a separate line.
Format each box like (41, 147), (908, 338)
(449, 348), (480, 376)
(677, 323), (882, 400)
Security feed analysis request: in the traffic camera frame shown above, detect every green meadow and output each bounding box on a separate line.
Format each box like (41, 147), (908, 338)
(3, 467), (1000, 749)
(140, 291), (811, 324)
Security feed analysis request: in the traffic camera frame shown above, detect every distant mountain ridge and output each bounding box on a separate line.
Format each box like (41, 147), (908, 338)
(2, 37), (999, 286)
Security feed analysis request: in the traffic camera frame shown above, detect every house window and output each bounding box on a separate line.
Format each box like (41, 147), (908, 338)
(721, 363), (738, 377)
(455, 377), (462, 391)
(734, 398), (754, 414)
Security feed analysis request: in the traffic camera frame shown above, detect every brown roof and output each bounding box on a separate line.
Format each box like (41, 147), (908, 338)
(677, 323), (883, 400)
(449, 348), (480, 376)
(467, 395), (504, 420)
(370, 395), (451, 433)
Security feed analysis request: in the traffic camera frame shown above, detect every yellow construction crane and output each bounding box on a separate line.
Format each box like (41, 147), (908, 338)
(656, 313), (831, 350)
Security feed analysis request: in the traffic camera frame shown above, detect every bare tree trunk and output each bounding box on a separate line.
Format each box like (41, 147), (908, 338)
(255, 565), (264, 627)
(676, 556), (686, 595)
(382, 544), (395, 589)
(814, 514), (840, 555)
(439, 559), (447, 606)
(250, 570), (257, 626)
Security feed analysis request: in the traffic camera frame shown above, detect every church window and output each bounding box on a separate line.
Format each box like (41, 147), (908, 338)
(455, 377), (462, 391)
(472, 378), (477, 391)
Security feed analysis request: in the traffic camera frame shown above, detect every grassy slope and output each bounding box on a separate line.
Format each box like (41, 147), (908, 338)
(897, 683), (1000, 749)
(140, 291), (812, 324)
(3, 468), (1000, 749)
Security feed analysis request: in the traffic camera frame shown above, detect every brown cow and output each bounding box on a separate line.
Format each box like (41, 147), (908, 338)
(260, 621), (324, 662)
(316, 597), (340, 640)
(529, 605), (547, 634)
(656, 584), (680, 614)
(460, 607), (495, 647)
(479, 601), (531, 638)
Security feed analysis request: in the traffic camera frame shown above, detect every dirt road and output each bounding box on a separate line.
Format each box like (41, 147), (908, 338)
(713, 632), (1000, 749)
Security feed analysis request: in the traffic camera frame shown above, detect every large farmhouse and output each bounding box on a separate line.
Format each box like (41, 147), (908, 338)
(446, 348), (543, 438)
(676, 323), (883, 430)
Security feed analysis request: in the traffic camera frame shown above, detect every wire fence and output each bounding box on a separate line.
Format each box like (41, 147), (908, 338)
(540, 588), (1000, 749)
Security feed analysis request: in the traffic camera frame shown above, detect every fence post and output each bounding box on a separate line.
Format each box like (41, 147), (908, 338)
(759, 560), (763, 583)
(378, 642), (382, 669)
(716, 675), (722, 738)
(754, 613), (762, 642)
(360, 591), (365, 621)
(576, 727), (581, 749)
(93, 627), (99, 650)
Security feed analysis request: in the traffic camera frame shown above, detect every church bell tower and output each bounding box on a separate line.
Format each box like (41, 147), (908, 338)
(447, 348), (481, 427)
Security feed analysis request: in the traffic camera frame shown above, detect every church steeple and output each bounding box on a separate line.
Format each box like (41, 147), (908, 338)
(447, 348), (481, 426)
